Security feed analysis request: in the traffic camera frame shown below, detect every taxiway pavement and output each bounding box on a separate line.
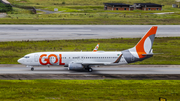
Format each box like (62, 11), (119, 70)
(0, 25), (179, 41)
(1, 65), (180, 80)
(0, 65), (180, 74)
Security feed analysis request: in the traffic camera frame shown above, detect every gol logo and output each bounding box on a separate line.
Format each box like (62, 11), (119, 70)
(39, 54), (65, 65)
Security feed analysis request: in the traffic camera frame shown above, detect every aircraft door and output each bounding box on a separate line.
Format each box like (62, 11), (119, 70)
(76, 56), (81, 63)
(34, 54), (39, 62)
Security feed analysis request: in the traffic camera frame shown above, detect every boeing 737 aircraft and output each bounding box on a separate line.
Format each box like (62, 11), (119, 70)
(18, 26), (158, 72)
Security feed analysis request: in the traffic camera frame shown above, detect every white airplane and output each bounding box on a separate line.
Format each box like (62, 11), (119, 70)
(18, 26), (158, 72)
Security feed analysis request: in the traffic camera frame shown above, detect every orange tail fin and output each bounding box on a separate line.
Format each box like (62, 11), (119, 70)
(135, 26), (157, 58)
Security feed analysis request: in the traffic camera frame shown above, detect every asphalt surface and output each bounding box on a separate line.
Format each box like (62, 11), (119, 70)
(0, 65), (180, 80)
(1, 65), (180, 74)
(0, 25), (179, 41)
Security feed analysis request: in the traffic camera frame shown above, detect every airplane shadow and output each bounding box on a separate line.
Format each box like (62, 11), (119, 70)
(68, 69), (123, 79)
(25, 67), (155, 79)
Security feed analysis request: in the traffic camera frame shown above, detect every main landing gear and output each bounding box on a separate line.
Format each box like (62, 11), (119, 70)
(31, 67), (34, 71)
(88, 68), (93, 72)
(85, 66), (93, 72)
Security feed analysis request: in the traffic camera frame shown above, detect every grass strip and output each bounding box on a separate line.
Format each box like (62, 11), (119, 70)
(0, 79), (179, 101)
(0, 37), (179, 64)
(0, 18), (180, 25)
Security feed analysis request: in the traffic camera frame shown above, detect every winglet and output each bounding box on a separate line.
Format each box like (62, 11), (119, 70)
(93, 43), (100, 52)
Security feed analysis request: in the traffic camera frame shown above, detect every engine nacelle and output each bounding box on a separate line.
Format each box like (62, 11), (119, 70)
(68, 63), (84, 70)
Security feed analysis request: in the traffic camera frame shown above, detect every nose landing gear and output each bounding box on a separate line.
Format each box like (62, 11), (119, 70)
(26, 65), (34, 71)
(31, 67), (34, 71)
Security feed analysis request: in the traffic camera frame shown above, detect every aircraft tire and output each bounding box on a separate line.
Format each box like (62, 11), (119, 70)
(31, 67), (34, 71)
(88, 68), (93, 72)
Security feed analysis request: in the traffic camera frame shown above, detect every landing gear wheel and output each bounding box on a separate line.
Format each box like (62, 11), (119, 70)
(31, 67), (34, 71)
(88, 68), (93, 72)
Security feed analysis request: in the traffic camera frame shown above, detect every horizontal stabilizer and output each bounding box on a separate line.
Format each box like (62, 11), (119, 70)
(142, 53), (163, 56)
(142, 53), (154, 56)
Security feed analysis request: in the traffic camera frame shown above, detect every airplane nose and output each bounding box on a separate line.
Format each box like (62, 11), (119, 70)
(18, 58), (24, 64)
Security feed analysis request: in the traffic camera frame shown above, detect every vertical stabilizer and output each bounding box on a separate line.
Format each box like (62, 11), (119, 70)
(122, 26), (158, 63)
(135, 26), (157, 58)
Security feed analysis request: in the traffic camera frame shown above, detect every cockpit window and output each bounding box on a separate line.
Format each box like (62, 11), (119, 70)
(24, 56), (30, 58)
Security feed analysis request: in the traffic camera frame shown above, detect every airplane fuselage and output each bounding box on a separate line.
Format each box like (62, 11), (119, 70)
(18, 51), (128, 66)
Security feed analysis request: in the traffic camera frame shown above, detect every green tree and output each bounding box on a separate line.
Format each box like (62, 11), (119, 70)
(0, 2), (12, 12)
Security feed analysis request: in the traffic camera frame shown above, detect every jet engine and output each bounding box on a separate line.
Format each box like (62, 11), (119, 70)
(68, 63), (84, 70)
